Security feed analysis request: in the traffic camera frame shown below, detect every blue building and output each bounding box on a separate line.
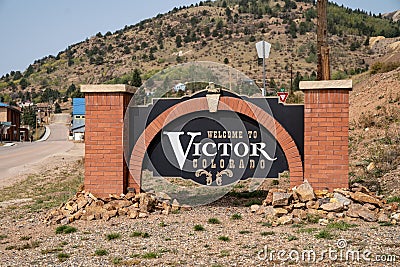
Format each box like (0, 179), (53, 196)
(71, 98), (85, 141)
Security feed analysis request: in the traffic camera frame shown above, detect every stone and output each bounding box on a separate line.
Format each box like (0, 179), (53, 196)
(363, 203), (376, 210)
(273, 208), (288, 217)
(124, 191), (136, 200)
(60, 217), (69, 225)
(272, 192), (292, 207)
(77, 198), (88, 210)
(346, 203), (363, 218)
(118, 207), (128, 216)
(138, 212), (148, 218)
(155, 192), (171, 201)
(358, 208), (377, 222)
(162, 205), (171, 215)
(140, 193), (155, 212)
(366, 162), (375, 172)
(73, 210), (83, 220)
(391, 213), (400, 220)
(306, 200), (320, 210)
(315, 190), (329, 198)
(318, 198), (331, 206)
(263, 206), (277, 218)
(351, 183), (370, 194)
(333, 189), (351, 198)
(128, 209), (139, 219)
(263, 189), (285, 206)
(320, 202), (344, 212)
(88, 192), (98, 201)
(104, 210), (118, 221)
(292, 209), (308, 220)
(350, 192), (382, 207)
(333, 193), (351, 206)
(307, 209), (328, 216)
(319, 219), (329, 226)
(293, 203), (306, 208)
(250, 204), (260, 213)
(377, 212), (390, 223)
(336, 213), (345, 218)
(293, 180), (315, 202)
(277, 215), (293, 225)
(180, 204), (192, 211)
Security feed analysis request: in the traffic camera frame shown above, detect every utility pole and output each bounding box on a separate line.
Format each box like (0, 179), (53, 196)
(317, 0), (330, 80)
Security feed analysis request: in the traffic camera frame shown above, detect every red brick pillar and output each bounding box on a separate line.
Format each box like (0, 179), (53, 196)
(299, 80), (352, 190)
(81, 85), (135, 197)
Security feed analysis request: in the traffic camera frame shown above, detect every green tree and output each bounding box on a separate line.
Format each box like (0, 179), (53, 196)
(175, 35), (182, 48)
(19, 78), (29, 89)
(54, 102), (62, 113)
(131, 69), (142, 87)
(22, 106), (36, 129)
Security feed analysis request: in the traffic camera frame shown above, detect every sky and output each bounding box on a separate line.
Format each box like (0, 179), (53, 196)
(0, 0), (399, 76)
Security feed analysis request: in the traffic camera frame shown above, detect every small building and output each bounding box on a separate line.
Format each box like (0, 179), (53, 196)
(0, 102), (21, 141)
(71, 98), (85, 141)
(174, 83), (186, 92)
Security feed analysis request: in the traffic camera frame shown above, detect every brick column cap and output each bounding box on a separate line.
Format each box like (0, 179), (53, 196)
(81, 84), (136, 94)
(299, 80), (352, 91)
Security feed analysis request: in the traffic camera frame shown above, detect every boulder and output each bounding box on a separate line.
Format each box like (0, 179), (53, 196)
(306, 200), (320, 210)
(320, 202), (344, 212)
(250, 204), (260, 213)
(272, 192), (292, 206)
(350, 192), (382, 207)
(333, 193), (351, 206)
(358, 208), (377, 222)
(293, 180), (315, 202)
(292, 209), (308, 220)
(346, 203), (363, 218)
(140, 193), (155, 212)
(293, 203), (306, 208)
(277, 215), (293, 225)
(273, 208), (288, 217)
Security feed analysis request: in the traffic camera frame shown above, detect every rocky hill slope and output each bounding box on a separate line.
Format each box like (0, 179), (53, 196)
(0, 0), (399, 103)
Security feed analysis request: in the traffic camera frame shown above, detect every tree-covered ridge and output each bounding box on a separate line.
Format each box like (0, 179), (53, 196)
(0, 0), (398, 105)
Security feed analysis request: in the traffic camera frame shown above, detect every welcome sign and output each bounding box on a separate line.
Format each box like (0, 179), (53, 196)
(127, 89), (304, 187)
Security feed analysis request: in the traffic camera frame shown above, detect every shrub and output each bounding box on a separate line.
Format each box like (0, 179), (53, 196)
(194, 224), (205, 231)
(106, 233), (121, 240)
(208, 218), (221, 224)
(95, 249), (108, 256)
(55, 225), (77, 234)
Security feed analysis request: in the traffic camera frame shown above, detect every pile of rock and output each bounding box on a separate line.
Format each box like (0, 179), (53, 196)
(251, 180), (399, 226)
(44, 191), (185, 225)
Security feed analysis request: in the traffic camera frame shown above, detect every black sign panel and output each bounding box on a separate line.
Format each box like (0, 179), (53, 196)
(127, 90), (303, 186)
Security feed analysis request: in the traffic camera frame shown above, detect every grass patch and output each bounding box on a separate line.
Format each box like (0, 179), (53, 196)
(261, 222), (272, 227)
(287, 235), (298, 241)
(291, 223), (304, 228)
(306, 214), (321, 224)
(130, 231), (150, 238)
(327, 221), (357, 231)
(379, 221), (393, 226)
(387, 196), (400, 203)
(208, 218), (221, 224)
(159, 221), (166, 227)
(239, 230), (251, 234)
(106, 233), (121, 241)
(297, 227), (318, 234)
(315, 229), (333, 239)
(231, 213), (242, 220)
(95, 249), (108, 256)
(220, 250), (230, 257)
(57, 252), (70, 262)
(20, 236), (32, 241)
(0, 234), (7, 240)
(0, 160), (84, 212)
(41, 247), (63, 254)
(218, 236), (230, 242)
(142, 252), (160, 259)
(112, 257), (123, 264)
(261, 231), (275, 236)
(55, 225), (77, 234)
(194, 224), (205, 231)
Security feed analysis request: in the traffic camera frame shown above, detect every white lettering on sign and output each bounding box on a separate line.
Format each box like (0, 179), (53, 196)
(163, 131), (277, 170)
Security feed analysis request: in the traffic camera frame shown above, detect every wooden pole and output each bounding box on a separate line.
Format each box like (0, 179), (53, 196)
(317, 0), (330, 80)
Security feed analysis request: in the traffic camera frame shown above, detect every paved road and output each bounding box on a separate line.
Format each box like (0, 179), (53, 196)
(0, 114), (75, 182)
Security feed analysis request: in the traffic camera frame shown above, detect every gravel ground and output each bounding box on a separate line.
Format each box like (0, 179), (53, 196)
(0, 199), (399, 267)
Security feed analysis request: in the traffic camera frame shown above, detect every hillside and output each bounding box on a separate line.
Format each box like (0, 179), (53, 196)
(349, 67), (400, 195)
(0, 0), (399, 104)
